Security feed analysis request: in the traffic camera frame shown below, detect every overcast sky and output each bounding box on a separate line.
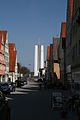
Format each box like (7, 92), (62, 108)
(0, 0), (67, 71)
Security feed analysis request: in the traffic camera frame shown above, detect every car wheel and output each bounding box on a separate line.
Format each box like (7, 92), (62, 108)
(8, 91), (10, 94)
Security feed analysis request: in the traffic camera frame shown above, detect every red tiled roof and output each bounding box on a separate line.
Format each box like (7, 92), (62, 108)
(0, 31), (7, 46)
(9, 43), (15, 52)
(9, 43), (17, 72)
(0, 31), (5, 54)
(47, 46), (50, 60)
(0, 32), (2, 49)
(50, 44), (53, 56)
(0, 31), (3, 49)
(70, 0), (73, 21)
(61, 22), (66, 39)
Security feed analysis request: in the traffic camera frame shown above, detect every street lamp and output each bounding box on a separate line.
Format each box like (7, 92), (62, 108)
(29, 64), (31, 79)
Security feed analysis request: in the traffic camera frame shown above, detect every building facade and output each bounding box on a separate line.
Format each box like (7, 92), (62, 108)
(53, 37), (60, 80)
(34, 45), (44, 77)
(9, 43), (17, 82)
(66, 0), (80, 84)
(66, 0), (73, 83)
(46, 44), (54, 84)
(0, 32), (6, 82)
(70, 0), (80, 83)
(58, 22), (66, 83)
(0, 31), (9, 82)
(49, 44), (54, 83)
(46, 37), (60, 84)
(45, 46), (50, 81)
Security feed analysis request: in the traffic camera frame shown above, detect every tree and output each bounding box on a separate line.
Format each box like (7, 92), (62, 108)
(17, 62), (21, 73)
(20, 66), (30, 76)
(17, 63), (30, 76)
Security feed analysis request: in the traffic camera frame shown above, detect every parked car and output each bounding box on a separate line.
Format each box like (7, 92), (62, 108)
(15, 80), (24, 87)
(22, 79), (27, 85)
(0, 83), (11, 94)
(0, 91), (10, 120)
(8, 82), (16, 92)
(34, 78), (38, 82)
(38, 78), (43, 82)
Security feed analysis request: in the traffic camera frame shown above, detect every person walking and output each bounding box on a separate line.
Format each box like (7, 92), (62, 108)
(38, 78), (42, 90)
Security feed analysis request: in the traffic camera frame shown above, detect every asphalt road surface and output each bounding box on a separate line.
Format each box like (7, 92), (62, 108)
(6, 80), (78, 120)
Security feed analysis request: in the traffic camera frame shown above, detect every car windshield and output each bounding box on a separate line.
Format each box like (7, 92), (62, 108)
(1, 83), (8, 86)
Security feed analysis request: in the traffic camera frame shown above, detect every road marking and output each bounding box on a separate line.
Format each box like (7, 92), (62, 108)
(5, 97), (13, 100)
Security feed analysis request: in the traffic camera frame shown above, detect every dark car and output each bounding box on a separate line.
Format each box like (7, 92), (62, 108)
(0, 91), (10, 120)
(38, 78), (43, 82)
(0, 83), (10, 94)
(15, 80), (24, 87)
(8, 82), (16, 92)
(22, 79), (27, 85)
(24, 79), (27, 84)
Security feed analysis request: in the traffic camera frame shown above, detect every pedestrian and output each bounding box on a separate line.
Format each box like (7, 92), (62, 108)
(39, 81), (42, 90)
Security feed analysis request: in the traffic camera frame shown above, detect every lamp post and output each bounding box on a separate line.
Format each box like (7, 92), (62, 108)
(29, 64), (31, 79)
(29, 64), (31, 72)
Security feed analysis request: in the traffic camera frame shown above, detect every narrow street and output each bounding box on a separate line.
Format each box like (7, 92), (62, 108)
(6, 80), (78, 120)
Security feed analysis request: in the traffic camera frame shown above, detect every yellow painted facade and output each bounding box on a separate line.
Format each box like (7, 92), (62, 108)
(54, 63), (60, 80)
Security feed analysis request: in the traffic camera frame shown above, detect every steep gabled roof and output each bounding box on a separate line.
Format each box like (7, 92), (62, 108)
(9, 43), (15, 52)
(0, 31), (5, 49)
(47, 46), (50, 60)
(0, 31), (7, 47)
(50, 44), (53, 57)
(0, 32), (2, 49)
(61, 22), (66, 39)
(9, 43), (17, 72)
(70, 0), (73, 21)
(0, 31), (6, 68)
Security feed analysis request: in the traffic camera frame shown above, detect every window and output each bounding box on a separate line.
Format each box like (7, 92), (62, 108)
(79, 40), (80, 55)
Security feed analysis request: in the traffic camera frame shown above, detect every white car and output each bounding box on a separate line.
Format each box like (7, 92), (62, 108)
(34, 78), (38, 82)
